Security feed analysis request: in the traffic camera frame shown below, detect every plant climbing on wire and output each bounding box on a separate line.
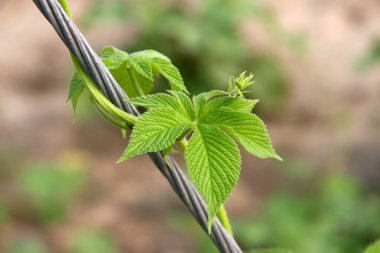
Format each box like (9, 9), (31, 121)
(69, 45), (282, 234)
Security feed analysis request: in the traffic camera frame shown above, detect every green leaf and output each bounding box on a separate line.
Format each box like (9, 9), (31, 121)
(205, 96), (259, 115)
(111, 64), (153, 98)
(101, 47), (186, 97)
(204, 109), (282, 160)
(131, 92), (195, 121)
(118, 108), (190, 161)
(365, 240), (380, 253)
(151, 57), (186, 91)
(100, 46), (153, 98)
(168, 91), (195, 120)
(100, 46), (129, 69)
(131, 50), (187, 92)
(128, 56), (153, 81)
(130, 93), (180, 109)
(185, 124), (241, 230)
(192, 93), (208, 120)
(67, 72), (85, 113)
(204, 90), (229, 100)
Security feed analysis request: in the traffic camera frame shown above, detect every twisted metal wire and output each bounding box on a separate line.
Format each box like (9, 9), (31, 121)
(32, 0), (243, 252)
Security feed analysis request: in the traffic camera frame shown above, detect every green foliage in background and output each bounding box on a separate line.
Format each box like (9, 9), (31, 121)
(234, 170), (380, 253)
(6, 238), (49, 253)
(69, 229), (120, 253)
(167, 167), (380, 252)
(356, 38), (380, 71)
(83, 0), (299, 114)
(18, 160), (86, 223)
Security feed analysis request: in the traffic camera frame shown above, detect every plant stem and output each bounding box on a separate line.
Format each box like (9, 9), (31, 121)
(58, 0), (137, 126)
(127, 67), (146, 97)
(93, 99), (128, 129)
(217, 205), (233, 236)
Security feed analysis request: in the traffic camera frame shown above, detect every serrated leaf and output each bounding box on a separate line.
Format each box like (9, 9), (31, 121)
(204, 109), (282, 160)
(100, 46), (129, 69)
(131, 92), (195, 121)
(100, 47), (154, 97)
(130, 49), (170, 62)
(128, 57), (153, 81)
(109, 63), (153, 98)
(152, 57), (186, 91)
(365, 240), (380, 253)
(168, 91), (195, 120)
(131, 50), (187, 92)
(204, 90), (229, 100)
(205, 96), (259, 115)
(67, 72), (85, 113)
(192, 93), (208, 120)
(185, 124), (241, 230)
(130, 93), (180, 109)
(118, 108), (190, 161)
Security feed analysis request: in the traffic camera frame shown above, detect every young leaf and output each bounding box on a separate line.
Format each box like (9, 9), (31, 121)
(185, 124), (241, 230)
(67, 72), (85, 113)
(204, 109), (282, 160)
(128, 57), (153, 81)
(364, 239), (380, 253)
(168, 91), (195, 121)
(130, 93), (179, 109)
(100, 46), (154, 98)
(151, 57), (186, 91)
(118, 108), (190, 162)
(131, 92), (195, 121)
(101, 46), (129, 69)
(192, 93), (208, 120)
(131, 50), (187, 92)
(205, 96), (259, 115)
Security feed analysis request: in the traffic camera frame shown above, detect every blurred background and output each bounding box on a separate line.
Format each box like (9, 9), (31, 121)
(1, 0), (380, 252)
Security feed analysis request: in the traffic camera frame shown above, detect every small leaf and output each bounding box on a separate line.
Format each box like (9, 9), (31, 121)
(128, 57), (153, 81)
(192, 93), (208, 120)
(204, 109), (282, 160)
(365, 239), (380, 253)
(185, 124), (241, 230)
(100, 46), (153, 98)
(131, 92), (195, 121)
(100, 46), (129, 69)
(205, 96), (258, 115)
(204, 90), (229, 100)
(151, 57), (186, 91)
(109, 63), (153, 98)
(67, 72), (85, 113)
(130, 93), (180, 109)
(118, 108), (190, 161)
(131, 50), (187, 92)
(168, 91), (195, 121)
(130, 49), (170, 62)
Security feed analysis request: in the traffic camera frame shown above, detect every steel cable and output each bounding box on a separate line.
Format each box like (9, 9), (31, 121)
(32, 0), (243, 252)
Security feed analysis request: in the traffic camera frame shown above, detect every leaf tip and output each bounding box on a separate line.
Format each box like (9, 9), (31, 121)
(273, 153), (283, 161)
(117, 154), (128, 164)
